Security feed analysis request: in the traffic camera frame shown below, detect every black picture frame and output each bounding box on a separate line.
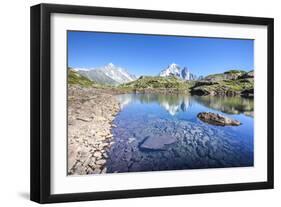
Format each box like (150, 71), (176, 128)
(30, 3), (274, 204)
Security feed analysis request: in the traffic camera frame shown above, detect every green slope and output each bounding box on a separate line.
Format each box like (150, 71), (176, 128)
(119, 76), (191, 90)
(191, 70), (254, 96)
(68, 69), (94, 87)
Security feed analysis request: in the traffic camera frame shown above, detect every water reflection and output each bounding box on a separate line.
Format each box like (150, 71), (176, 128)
(108, 93), (254, 173)
(115, 93), (253, 116)
(193, 96), (254, 117)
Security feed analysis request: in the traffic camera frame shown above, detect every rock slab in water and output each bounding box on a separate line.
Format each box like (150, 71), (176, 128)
(197, 112), (241, 126)
(139, 135), (177, 150)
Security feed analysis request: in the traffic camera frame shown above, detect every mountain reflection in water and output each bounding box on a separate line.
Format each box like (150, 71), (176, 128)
(115, 93), (253, 116)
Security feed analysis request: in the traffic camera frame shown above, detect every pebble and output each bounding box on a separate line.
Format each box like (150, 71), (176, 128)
(93, 151), (102, 158)
(101, 167), (107, 174)
(93, 168), (101, 174)
(96, 159), (106, 165)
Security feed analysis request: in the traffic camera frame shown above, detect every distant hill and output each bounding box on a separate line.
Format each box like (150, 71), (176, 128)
(74, 63), (137, 85)
(119, 76), (190, 90)
(190, 70), (254, 96)
(204, 70), (247, 82)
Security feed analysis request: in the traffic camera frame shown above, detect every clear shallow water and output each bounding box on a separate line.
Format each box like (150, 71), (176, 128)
(106, 93), (254, 173)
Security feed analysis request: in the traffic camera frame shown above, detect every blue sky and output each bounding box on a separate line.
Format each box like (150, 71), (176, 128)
(68, 31), (254, 77)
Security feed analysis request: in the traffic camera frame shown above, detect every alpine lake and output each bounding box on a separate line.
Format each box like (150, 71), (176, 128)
(105, 93), (254, 173)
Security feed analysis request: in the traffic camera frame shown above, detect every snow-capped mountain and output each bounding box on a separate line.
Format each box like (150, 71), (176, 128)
(159, 64), (197, 80)
(159, 63), (181, 78)
(102, 63), (137, 83)
(75, 63), (137, 85)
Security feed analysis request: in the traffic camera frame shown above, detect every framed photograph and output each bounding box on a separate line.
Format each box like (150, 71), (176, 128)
(30, 3), (274, 203)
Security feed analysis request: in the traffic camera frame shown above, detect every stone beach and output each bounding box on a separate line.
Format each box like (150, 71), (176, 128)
(67, 86), (120, 175)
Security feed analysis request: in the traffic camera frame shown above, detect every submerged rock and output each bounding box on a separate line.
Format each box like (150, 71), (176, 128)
(197, 112), (241, 126)
(139, 135), (177, 151)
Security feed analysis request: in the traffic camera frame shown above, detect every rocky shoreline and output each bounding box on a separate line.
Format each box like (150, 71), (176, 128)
(67, 84), (252, 175)
(67, 86), (120, 175)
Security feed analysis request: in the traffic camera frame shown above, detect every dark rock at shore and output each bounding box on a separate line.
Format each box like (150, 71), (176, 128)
(194, 80), (219, 87)
(241, 88), (254, 98)
(197, 112), (241, 126)
(190, 87), (212, 96)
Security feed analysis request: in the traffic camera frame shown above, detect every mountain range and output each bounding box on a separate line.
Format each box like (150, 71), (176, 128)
(73, 63), (199, 85)
(69, 64), (253, 97)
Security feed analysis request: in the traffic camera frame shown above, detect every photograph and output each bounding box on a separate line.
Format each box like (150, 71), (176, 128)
(67, 31), (254, 175)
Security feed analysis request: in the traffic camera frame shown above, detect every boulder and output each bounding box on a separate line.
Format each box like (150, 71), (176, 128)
(197, 112), (241, 126)
(139, 135), (177, 151)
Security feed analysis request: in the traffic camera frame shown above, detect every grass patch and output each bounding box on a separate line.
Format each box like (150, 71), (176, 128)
(224, 70), (247, 74)
(68, 69), (93, 87)
(119, 76), (191, 90)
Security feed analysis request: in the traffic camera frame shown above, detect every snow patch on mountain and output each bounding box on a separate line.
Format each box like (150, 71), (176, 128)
(159, 63), (181, 78)
(72, 68), (91, 72)
(159, 63), (197, 80)
(102, 63), (137, 83)
(74, 63), (137, 85)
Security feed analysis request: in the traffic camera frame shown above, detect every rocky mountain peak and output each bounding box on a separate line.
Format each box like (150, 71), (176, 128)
(181, 67), (190, 80)
(159, 63), (181, 78)
(108, 63), (115, 67)
(159, 64), (197, 80)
